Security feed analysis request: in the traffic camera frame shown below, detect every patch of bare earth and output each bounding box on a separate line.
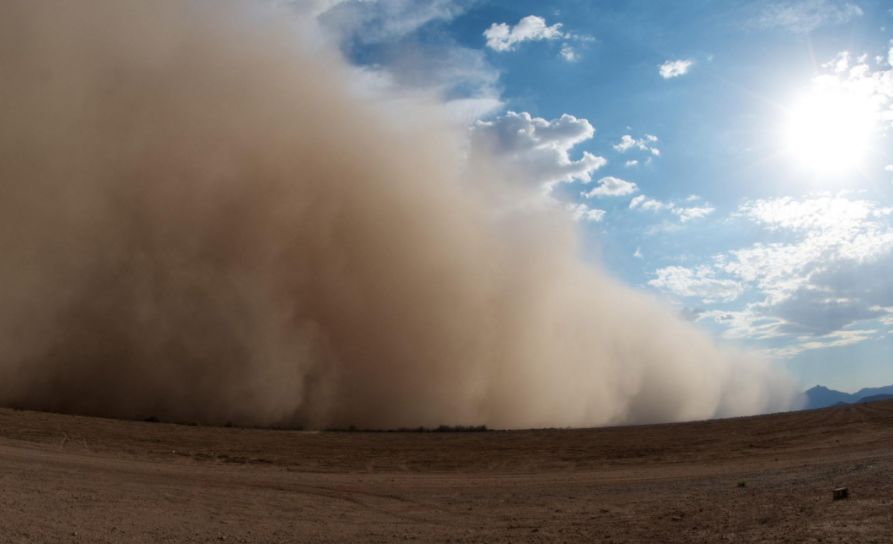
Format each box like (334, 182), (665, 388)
(1, 401), (892, 543)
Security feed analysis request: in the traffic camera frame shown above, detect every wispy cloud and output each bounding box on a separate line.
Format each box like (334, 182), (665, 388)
(649, 266), (745, 304)
(315, 0), (501, 124)
(767, 329), (877, 358)
(630, 195), (714, 223)
(559, 43), (580, 62)
(318, 0), (466, 44)
(566, 202), (606, 223)
(750, 0), (863, 33)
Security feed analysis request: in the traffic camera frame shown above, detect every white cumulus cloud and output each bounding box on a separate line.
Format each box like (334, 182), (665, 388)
(583, 176), (638, 198)
(630, 195), (668, 212)
(484, 15), (564, 52)
(470, 111), (607, 190)
(655, 194), (893, 356)
(484, 15), (593, 61)
(613, 133), (660, 155)
(659, 59), (693, 79)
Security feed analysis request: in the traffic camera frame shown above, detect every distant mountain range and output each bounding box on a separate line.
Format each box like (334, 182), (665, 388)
(802, 385), (893, 410)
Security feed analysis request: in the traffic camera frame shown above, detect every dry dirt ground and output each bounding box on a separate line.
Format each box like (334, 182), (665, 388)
(1, 402), (893, 543)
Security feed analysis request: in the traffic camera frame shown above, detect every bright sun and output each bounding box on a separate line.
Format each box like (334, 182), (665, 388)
(783, 84), (876, 176)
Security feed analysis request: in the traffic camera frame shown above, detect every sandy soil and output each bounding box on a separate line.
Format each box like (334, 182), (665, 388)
(1, 401), (892, 543)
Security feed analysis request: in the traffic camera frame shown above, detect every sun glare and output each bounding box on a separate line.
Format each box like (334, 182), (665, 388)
(783, 84), (876, 176)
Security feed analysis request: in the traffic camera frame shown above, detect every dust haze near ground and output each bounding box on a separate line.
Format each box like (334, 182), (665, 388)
(0, 1), (798, 429)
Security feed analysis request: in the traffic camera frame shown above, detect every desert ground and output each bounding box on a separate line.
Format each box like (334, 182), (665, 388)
(1, 402), (892, 543)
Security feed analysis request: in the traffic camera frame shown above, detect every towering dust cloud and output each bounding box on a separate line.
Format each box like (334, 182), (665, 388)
(0, 1), (798, 429)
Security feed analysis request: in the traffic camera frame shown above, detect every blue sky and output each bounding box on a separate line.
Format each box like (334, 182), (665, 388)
(312, 0), (893, 392)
